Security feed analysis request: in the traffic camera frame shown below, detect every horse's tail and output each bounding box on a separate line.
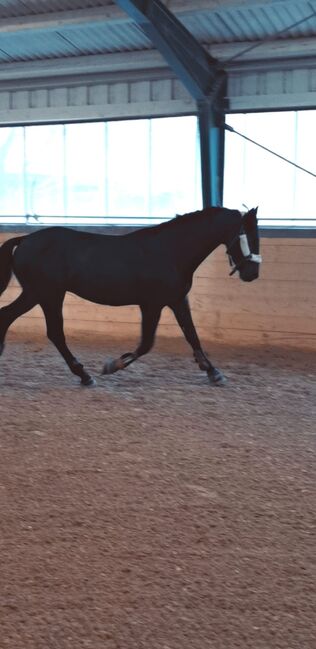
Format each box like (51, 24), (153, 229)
(0, 236), (24, 296)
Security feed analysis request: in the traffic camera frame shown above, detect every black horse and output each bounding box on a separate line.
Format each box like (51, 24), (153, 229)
(0, 206), (261, 386)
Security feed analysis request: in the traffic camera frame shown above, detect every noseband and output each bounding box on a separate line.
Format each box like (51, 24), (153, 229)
(226, 230), (262, 276)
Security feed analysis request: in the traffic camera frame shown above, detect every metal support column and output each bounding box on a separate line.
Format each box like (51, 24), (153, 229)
(198, 74), (227, 207)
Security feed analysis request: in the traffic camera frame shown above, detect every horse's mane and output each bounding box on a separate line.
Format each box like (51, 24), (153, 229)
(145, 207), (221, 234)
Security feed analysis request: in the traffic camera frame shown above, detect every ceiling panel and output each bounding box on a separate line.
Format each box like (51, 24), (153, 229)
(0, 1), (314, 64)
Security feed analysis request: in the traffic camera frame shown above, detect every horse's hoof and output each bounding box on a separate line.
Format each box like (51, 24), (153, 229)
(102, 353), (135, 375)
(208, 368), (227, 386)
(81, 376), (97, 387)
(101, 359), (119, 375)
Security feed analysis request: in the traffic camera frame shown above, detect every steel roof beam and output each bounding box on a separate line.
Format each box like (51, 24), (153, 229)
(115, 0), (227, 207)
(115, 0), (225, 101)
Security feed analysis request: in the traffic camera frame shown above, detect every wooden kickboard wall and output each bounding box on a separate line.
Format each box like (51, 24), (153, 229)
(0, 232), (315, 350)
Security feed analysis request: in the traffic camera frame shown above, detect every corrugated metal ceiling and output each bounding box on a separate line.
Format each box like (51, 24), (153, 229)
(187, 1), (316, 44)
(0, 1), (315, 63)
(0, 0), (115, 18)
(0, 22), (150, 63)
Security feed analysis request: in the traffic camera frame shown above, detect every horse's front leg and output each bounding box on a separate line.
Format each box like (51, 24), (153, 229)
(170, 297), (226, 385)
(102, 305), (162, 375)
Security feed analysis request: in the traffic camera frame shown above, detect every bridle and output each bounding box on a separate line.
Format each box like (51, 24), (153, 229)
(226, 223), (262, 276)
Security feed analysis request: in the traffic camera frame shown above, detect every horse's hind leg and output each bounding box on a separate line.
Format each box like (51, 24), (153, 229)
(170, 297), (226, 385)
(102, 304), (162, 375)
(41, 298), (95, 386)
(0, 290), (37, 355)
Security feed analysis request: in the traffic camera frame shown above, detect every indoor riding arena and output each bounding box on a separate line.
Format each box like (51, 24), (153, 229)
(0, 2), (315, 649)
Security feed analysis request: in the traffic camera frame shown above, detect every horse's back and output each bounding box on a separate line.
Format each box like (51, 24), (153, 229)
(13, 227), (119, 290)
(12, 226), (183, 306)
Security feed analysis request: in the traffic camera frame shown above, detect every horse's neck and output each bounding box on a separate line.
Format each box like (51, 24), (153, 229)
(163, 213), (226, 274)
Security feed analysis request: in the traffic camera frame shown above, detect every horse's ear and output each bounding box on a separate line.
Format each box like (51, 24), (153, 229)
(244, 206), (258, 227)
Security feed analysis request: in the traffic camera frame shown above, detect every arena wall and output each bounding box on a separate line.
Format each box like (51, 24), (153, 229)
(1, 231), (315, 350)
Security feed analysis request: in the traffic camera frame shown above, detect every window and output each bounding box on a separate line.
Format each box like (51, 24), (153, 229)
(0, 112), (314, 228)
(0, 127), (24, 218)
(224, 110), (316, 227)
(65, 122), (106, 218)
(25, 124), (64, 216)
(107, 119), (150, 219)
(0, 116), (202, 226)
(151, 117), (202, 217)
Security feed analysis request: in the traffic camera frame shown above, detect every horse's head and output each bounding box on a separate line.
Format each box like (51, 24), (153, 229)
(226, 207), (261, 282)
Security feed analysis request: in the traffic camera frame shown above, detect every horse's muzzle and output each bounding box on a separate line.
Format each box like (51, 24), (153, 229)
(239, 261), (260, 282)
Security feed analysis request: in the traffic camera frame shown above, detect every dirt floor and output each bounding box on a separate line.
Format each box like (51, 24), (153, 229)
(0, 332), (315, 649)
